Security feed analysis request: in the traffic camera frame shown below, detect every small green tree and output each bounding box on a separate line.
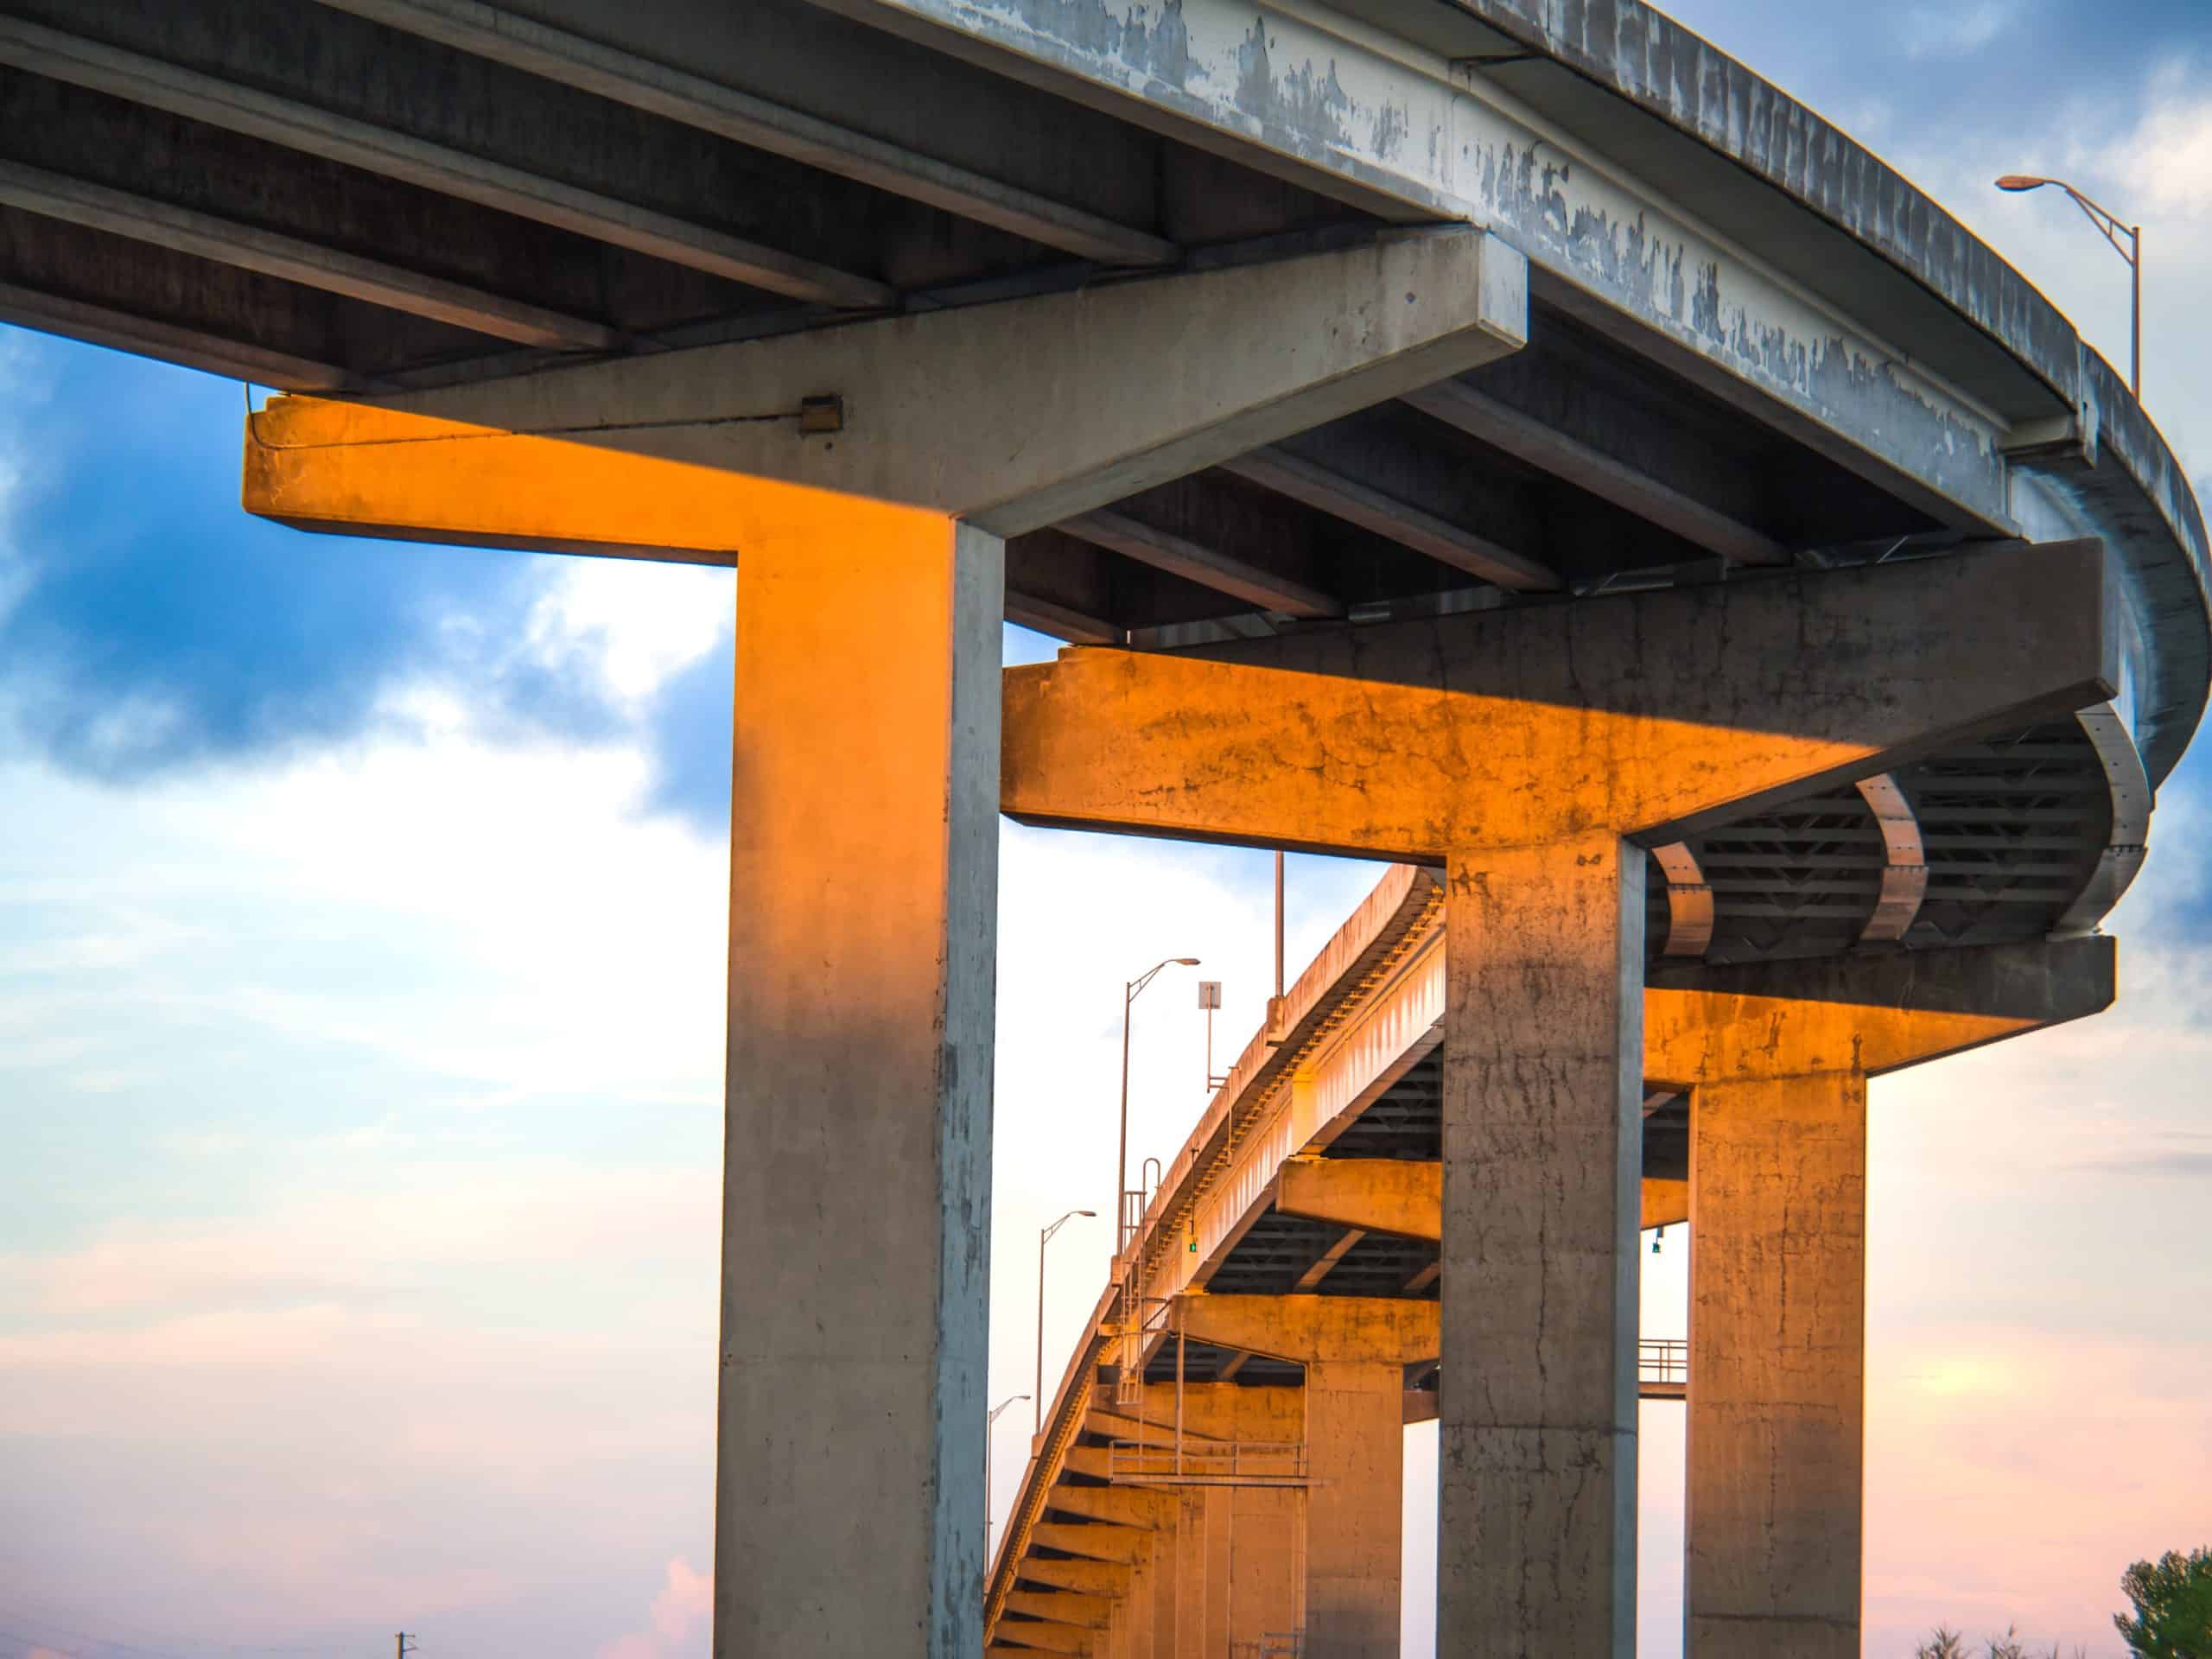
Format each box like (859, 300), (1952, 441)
(1917, 1629), (1968, 1659)
(2114, 1548), (2212, 1659)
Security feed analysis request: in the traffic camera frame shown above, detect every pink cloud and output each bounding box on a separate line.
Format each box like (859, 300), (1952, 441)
(596, 1557), (711, 1659)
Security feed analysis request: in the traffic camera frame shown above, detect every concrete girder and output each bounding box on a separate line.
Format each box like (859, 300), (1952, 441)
(1217, 445), (1560, 590)
(240, 226), (1528, 542)
(0, 14), (896, 311)
(1004, 1591), (1114, 1630)
(1402, 378), (1792, 569)
(313, 0), (1179, 268)
(1018, 1560), (1134, 1598)
(1058, 509), (1341, 619)
(1029, 1522), (1150, 1567)
(0, 276), (358, 391)
(0, 157), (625, 353)
(1172, 1294), (1440, 1367)
(1001, 540), (2117, 860)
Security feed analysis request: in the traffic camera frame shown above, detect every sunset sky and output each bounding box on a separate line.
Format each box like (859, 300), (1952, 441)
(3, 4), (2209, 1658)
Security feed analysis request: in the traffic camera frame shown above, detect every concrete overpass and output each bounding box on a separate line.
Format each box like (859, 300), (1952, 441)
(4, 1), (2202, 1655)
(987, 862), (2113, 1656)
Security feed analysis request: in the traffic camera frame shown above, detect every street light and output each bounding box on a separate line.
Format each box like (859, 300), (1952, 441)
(1037, 1209), (1094, 1434)
(985, 1391), (1029, 1554)
(1995, 174), (2143, 397)
(1118, 957), (1200, 1254)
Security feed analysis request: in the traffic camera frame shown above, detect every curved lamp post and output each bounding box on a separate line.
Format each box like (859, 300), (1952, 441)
(1035, 1208), (1094, 1434)
(1118, 957), (1199, 1253)
(1996, 174), (2142, 397)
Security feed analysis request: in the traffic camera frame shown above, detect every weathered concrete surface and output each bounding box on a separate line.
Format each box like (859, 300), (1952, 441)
(243, 226), (1526, 540)
(717, 505), (1001, 1658)
(1440, 835), (1643, 1659)
(1002, 540), (2117, 860)
(1305, 1360), (1406, 1659)
(1173, 1294), (1440, 1365)
(1687, 1070), (1865, 1659)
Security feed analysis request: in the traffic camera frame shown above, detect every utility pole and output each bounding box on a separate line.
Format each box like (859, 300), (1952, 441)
(396, 1634), (416, 1659)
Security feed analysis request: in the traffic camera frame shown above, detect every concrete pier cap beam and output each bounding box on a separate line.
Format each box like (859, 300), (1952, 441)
(240, 226), (1529, 550)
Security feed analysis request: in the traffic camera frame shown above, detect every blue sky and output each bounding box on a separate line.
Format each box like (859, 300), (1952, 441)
(3, 5), (2211, 1657)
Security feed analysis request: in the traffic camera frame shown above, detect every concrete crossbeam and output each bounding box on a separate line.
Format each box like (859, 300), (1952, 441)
(1048, 1486), (1176, 1531)
(1648, 935), (2117, 1083)
(1003, 540), (2116, 859)
(1031, 1523), (1150, 1566)
(990, 1618), (1095, 1655)
(1005, 1591), (1112, 1630)
(1172, 1294), (1440, 1366)
(1019, 1560), (1133, 1598)
(1278, 1156), (1694, 1237)
(242, 226), (1528, 543)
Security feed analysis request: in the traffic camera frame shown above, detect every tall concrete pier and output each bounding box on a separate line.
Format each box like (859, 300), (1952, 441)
(9, 0), (2203, 1653)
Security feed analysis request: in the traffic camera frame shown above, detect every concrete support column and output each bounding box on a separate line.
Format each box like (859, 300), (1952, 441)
(1440, 836), (1641, 1658)
(1174, 1491), (1208, 1657)
(1304, 1359), (1405, 1658)
(718, 506), (1004, 1656)
(1685, 1071), (1867, 1659)
(1151, 1516), (1181, 1657)
(1228, 1486), (1304, 1654)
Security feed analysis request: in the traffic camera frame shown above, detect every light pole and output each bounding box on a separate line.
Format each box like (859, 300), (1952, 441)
(985, 1391), (1029, 1553)
(1036, 1208), (1094, 1434)
(1996, 174), (2143, 397)
(1118, 957), (1199, 1254)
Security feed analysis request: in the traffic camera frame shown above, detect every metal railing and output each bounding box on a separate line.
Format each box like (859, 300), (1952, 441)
(1108, 1438), (1309, 1488)
(1640, 1338), (1688, 1389)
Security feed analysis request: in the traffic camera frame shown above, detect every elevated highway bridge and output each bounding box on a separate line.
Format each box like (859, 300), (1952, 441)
(990, 860), (2113, 1656)
(6, 1), (2202, 1654)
